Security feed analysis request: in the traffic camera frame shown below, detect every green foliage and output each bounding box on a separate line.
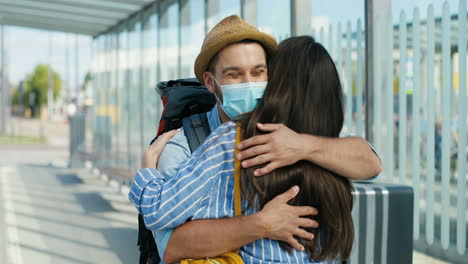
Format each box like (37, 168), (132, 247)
(11, 87), (20, 105)
(82, 71), (91, 91)
(0, 134), (47, 144)
(15, 64), (62, 117)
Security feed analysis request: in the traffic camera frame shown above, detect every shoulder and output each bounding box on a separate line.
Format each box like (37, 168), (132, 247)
(205, 122), (237, 147)
(157, 130), (191, 178)
(168, 129), (189, 147)
(161, 129), (191, 158)
(210, 121), (237, 140)
(190, 121), (237, 157)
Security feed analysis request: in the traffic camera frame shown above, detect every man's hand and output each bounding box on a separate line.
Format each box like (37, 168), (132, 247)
(256, 185), (318, 252)
(237, 123), (306, 176)
(142, 129), (180, 168)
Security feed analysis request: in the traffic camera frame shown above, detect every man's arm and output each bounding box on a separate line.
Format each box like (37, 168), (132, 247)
(163, 186), (318, 263)
(237, 123), (382, 180)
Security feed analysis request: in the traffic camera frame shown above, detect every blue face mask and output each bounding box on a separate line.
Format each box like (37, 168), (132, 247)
(211, 75), (267, 119)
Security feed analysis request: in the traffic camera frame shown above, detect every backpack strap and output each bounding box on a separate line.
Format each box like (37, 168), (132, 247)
(234, 126), (242, 218)
(182, 113), (211, 153)
(233, 126), (242, 255)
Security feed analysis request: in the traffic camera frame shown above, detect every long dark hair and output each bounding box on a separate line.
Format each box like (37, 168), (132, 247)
(239, 36), (354, 262)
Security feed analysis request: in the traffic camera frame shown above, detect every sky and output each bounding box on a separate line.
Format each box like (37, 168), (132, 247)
(1, 0), (462, 91)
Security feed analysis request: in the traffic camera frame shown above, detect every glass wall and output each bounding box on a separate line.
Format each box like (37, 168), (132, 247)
(180, 0), (206, 78)
(121, 25), (131, 169)
(207, 0), (241, 29)
(142, 5), (161, 146)
(257, 0), (291, 41)
(128, 18), (143, 171)
(117, 25), (128, 169)
(160, 0), (179, 81)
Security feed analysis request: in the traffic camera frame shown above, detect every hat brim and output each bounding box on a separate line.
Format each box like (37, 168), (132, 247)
(194, 31), (277, 84)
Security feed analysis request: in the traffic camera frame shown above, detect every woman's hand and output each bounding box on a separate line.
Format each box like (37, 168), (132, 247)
(142, 129), (181, 169)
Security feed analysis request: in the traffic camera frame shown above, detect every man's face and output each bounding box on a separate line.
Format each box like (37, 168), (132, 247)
(202, 42), (268, 122)
(203, 42), (268, 98)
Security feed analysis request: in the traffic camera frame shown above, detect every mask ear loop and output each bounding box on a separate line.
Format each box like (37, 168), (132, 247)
(209, 73), (224, 106)
(209, 73), (233, 119)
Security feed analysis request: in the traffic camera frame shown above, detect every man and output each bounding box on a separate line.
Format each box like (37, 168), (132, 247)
(135, 15), (382, 263)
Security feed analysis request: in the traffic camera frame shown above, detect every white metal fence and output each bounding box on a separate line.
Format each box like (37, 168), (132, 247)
(317, 0), (467, 261)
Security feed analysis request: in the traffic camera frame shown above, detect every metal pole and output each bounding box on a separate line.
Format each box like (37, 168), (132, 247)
(0, 24), (5, 135)
(75, 34), (79, 96)
(242, 0), (258, 27)
(290, 0), (295, 36)
(291, 0), (311, 36)
(65, 34), (69, 100)
(41, 31), (51, 139)
(365, 0), (374, 143)
(67, 34), (71, 100)
(48, 31), (53, 120)
(204, 0), (208, 35)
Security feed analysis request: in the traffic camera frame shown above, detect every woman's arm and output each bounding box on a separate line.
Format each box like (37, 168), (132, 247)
(129, 128), (236, 230)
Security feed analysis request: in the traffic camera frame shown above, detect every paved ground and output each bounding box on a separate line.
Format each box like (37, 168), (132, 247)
(0, 145), (140, 264)
(0, 117), (140, 264)
(0, 117), (453, 264)
(413, 251), (451, 264)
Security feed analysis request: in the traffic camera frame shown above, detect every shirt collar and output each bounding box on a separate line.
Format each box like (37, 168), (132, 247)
(207, 105), (222, 131)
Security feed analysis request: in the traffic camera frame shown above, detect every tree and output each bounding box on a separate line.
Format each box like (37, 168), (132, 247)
(23, 64), (62, 117)
(82, 71), (92, 91)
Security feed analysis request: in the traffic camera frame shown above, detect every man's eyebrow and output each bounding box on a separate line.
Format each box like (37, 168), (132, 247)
(221, 67), (241, 74)
(221, 64), (267, 74)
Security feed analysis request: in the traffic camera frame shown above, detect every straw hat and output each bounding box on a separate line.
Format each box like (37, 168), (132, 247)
(194, 15), (277, 83)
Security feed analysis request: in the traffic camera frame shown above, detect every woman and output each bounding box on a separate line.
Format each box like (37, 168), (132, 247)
(130, 36), (354, 263)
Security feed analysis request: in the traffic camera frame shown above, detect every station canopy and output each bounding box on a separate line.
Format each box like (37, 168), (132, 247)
(0, 0), (153, 36)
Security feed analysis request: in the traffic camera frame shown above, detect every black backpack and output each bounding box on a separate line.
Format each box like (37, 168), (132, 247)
(138, 78), (216, 264)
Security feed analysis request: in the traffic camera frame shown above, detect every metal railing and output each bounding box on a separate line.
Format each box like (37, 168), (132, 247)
(315, 0), (467, 261)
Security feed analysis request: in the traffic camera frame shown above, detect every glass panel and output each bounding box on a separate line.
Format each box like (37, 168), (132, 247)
(180, 0), (206, 78)
(110, 32), (119, 167)
(257, 0), (291, 41)
(92, 36), (102, 156)
(160, 0), (180, 81)
(94, 35), (109, 161)
(207, 0), (241, 29)
(127, 18), (143, 171)
(103, 31), (112, 166)
(119, 26), (130, 169)
(142, 5), (161, 147)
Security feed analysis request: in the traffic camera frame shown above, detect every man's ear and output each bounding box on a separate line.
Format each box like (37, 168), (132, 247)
(203, 72), (216, 94)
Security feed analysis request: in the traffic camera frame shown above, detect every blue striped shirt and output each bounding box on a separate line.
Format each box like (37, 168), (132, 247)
(129, 121), (337, 264)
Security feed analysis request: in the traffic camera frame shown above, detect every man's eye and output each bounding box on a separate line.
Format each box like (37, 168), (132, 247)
(227, 72), (240, 77)
(254, 69), (265, 75)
